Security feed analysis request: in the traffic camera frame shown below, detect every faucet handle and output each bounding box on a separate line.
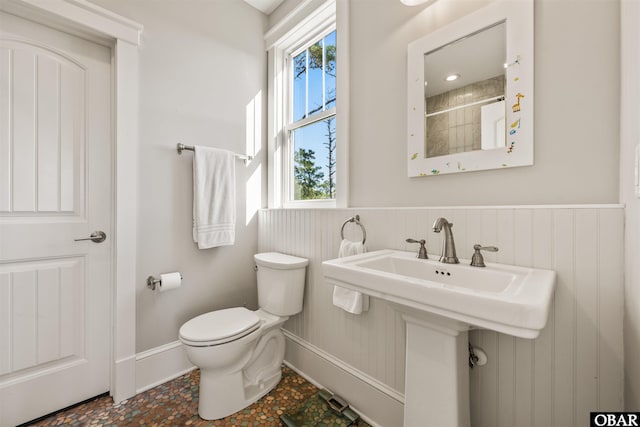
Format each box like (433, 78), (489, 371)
(470, 244), (499, 267)
(406, 238), (428, 259)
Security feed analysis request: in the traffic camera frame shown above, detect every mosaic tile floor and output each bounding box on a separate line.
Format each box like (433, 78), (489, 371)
(27, 366), (371, 427)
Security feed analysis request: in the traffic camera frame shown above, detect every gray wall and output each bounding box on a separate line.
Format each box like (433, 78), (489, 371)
(89, 0), (268, 352)
(620, 0), (640, 411)
(347, 0), (620, 207)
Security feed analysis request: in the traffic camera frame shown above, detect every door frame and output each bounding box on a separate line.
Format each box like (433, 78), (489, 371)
(0, 0), (141, 403)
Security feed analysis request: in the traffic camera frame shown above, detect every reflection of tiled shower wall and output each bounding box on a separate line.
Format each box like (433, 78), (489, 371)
(426, 75), (505, 158)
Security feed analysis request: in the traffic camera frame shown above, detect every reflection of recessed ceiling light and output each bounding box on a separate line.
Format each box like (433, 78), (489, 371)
(445, 74), (460, 82)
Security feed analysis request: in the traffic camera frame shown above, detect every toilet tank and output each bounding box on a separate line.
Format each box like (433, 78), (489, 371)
(254, 252), (309, 316)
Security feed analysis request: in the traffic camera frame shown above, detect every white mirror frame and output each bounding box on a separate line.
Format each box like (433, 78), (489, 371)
(407, 0), (533, 177)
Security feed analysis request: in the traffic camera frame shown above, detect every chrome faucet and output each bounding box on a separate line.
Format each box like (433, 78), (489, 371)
(432, 217), (459, 264)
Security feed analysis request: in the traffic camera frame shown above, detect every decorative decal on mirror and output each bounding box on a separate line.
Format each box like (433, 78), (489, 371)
(506, 55), (521, 68)
(407, 0), (534, 177)
(507, 56), (524, 157)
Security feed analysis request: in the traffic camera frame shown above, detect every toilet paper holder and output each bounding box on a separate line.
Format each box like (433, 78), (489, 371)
(147, 273), (183, 291)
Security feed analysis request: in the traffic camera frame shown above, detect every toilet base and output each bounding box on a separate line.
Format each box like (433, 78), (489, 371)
(195, 316), (288, 420)
(198, 366), (282, 420)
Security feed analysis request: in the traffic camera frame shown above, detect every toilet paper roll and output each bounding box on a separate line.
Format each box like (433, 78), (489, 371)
(159, 272), (182, 292)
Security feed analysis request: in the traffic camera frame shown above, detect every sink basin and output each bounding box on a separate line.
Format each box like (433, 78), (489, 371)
(323, 249), (556, 339)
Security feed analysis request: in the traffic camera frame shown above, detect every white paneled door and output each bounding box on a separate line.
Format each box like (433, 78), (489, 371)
(0, 11), (112, 426)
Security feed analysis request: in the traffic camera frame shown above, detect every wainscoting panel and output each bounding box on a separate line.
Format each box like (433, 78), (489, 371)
(258, 206), (624, 427)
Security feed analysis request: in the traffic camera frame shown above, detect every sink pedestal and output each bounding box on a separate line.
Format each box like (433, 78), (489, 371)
(401, 311), (470, 427)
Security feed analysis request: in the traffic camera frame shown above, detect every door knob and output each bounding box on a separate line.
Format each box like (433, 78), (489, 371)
(74, 231), (107, 243)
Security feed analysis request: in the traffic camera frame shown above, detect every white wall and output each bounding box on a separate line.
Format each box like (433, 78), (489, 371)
(347, 0), (620, 207)
(259, 206), (625, 427)
(89, 0), (268, 352)
(620, 0), (640, 411)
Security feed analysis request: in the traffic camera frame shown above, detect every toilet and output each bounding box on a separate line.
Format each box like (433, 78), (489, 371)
(179, 252), (309, 420)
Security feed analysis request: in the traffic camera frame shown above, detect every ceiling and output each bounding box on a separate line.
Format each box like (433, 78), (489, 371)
(243, 0), (285, 15)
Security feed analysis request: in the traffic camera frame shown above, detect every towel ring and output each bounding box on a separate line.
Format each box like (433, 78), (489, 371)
(340, 215), (367, 244)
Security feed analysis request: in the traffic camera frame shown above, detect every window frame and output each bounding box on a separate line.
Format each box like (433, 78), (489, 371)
(266, 0), (347, 209)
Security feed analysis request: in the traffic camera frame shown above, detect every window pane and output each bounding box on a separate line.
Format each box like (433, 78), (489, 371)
(324, 31), (336, 110)
(307, 40), (323, 117)
(293, 117), (336, 200)
(292, 50), (307, 121)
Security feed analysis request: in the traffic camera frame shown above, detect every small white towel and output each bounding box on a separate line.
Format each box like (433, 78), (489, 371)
(332, 239), (370, 314)
(192, 145), (236, 249)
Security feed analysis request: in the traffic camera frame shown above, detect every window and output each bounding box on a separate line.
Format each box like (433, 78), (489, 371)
(288, 30), (337, 202)
(266, 0), (345, 208)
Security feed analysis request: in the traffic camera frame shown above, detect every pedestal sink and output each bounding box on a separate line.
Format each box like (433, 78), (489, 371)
(323, 250), (555, 427)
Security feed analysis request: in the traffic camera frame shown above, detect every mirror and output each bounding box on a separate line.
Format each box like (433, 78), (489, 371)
(424, 22), (506, 158)
(407, 0), (533, 177)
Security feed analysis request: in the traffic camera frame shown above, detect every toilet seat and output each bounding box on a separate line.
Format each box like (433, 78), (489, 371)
(179, 307), (261, 347)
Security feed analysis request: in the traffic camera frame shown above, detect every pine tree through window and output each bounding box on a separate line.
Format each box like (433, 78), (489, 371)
(289, 30), (336, 201)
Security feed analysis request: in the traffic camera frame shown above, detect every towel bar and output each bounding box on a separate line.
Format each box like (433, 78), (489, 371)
(177, 143), (252, 161)
(340, 215), (367, 244)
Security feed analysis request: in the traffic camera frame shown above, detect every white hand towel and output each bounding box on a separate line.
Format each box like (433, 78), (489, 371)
(332, 239), (370, 314)
(192, 145), (235, 249)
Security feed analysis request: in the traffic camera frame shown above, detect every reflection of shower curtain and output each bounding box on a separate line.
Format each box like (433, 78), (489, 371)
(481, 100), (506, 150)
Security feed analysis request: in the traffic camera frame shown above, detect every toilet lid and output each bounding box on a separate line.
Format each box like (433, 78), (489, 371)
(254, 252), (308, 269)
(179, 307), (260, 344)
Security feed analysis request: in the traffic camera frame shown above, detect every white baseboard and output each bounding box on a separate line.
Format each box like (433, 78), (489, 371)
(135, 341), (195, 394)
(112, 355), (136, 403)
(283, 331), (405, 427)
